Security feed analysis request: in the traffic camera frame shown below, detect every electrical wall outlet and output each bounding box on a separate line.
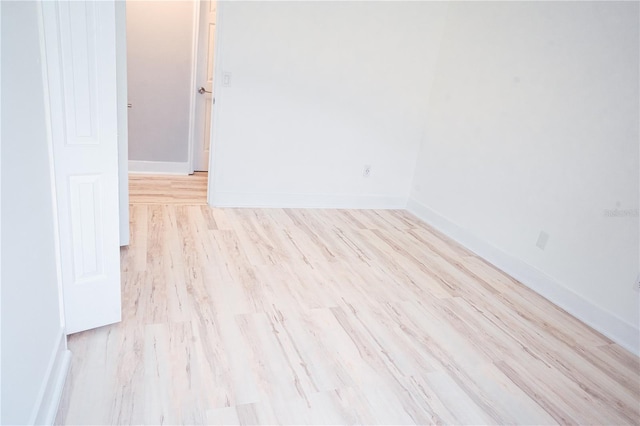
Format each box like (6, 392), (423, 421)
(363, 165), (371, 178)
(536, 231), (549, 250)
(223, 72), (232, 87)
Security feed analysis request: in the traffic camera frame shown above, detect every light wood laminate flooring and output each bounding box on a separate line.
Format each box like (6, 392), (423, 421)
(56, 180), (639, 424)
(129, 172), (208, 204)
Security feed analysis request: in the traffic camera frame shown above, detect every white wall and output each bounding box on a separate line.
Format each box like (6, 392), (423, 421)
(409, 2), (639, 352)
(1, 1), (68, 423)
(210, 1), (448, 208)
(126, 0), (195, 165)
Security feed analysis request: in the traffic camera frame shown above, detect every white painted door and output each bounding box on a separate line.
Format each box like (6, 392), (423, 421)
(41, 1), (122, 334)
(193, 0), (217, 172)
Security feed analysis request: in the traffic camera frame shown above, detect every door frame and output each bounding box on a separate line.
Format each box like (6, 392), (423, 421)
(115, 0), (129, 246)
(206, 0), (223, 204)
(187, 0), (200, 175)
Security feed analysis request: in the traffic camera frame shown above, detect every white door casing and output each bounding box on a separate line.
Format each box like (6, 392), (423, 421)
(41, 0), (122, 334)
(193, 0), (217, 172)
(115, 0), (129, 247)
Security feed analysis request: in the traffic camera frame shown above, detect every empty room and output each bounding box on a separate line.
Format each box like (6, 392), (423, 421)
(1, 0), (639, 425)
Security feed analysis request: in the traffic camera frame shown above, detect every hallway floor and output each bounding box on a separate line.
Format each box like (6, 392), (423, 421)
(128, 172), (208, 204)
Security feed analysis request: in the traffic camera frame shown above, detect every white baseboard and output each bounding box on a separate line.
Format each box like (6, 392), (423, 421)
(210, 191), (408, 209)
(406, 198), (640, 356)
(128, 160), (190, 175)
(31, 330), (72, 425)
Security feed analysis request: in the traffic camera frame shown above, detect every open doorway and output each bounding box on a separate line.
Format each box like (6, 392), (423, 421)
(122, 0), (218, 204)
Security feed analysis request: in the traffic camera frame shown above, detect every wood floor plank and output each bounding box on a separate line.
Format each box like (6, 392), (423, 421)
(129, 172), (208, 204)
(55, 175), (640, 425)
